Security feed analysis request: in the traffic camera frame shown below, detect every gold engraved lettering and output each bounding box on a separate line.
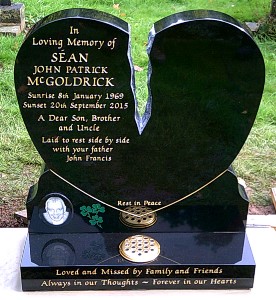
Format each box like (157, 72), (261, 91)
(32, 37), (63, 49)
(84, 155), (112, 162)
(90, 145), (113, 154)
(210, 279), (237, 285)
(193, 279), (208, 285)
(70, 102), (106, 112)
(72, 93), (103, 101)
(101, 268), (130, 275)
(143, 201), (161, 206)
(91, 114), (120, 122)
(27, 92), (55, 99)
(117, 201), (132, 206)
(48, 115), (68, 122)
(41, 280), (71, 288)
(146, 268), (173, 277)
(77, 124), (100, 132)
(174, 267), (190, 274)
(51, 52), (88, 63)
(52, 145), (70, 153)
(58, 124), (73, 131)
(42, 136), (59, 143)
(56, 269), (79, 276)
(66, 66), (108, 74)
(81, 268), (97, 275)
(193, 267), (223, 274)
(27, 76), (114, 87)
(67, 38), (105, 49)
(101, 279), (138, 287)
(183, 279), (192, 284)
(84, 280), (97, 286)
(70, 26), (79, 35)
(87, 137), (102, 143)
(66, 155), (83, 162)
(115, 137), (129, 143)
(23, 102), (47, 109)
(153, 279), (180, 285)
(72, 138), (86, 143)
(33, 65), (61, 75)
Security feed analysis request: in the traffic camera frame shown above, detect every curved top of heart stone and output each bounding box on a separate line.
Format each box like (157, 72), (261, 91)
(15, 9), (265, 211)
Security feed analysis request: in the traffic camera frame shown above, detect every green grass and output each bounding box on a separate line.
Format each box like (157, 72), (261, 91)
(22, 0), (272, 69)
(0, 0), (275, 208)
(233, 37), (276, 205)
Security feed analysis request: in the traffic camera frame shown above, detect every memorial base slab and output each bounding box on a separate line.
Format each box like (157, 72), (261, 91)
(20, 232), (255, 291)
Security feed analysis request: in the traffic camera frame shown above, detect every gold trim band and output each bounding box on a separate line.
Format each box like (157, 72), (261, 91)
(50, 169), (228, 218)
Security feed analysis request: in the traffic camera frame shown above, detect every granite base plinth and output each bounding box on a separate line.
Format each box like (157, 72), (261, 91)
(20, 232), (255, 291)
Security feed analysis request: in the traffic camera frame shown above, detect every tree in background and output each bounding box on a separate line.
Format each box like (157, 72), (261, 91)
(257, 0), (276, 38)
(271, 0), (276, 18)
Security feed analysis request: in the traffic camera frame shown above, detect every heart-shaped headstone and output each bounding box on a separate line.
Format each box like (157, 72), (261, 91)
(15, 9), (265, 211)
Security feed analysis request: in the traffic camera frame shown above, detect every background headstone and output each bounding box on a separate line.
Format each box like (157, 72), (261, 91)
(0, 2), (25, 35)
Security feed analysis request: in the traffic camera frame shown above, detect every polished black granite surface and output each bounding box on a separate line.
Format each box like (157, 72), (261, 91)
(14, 8), (265, 291)
(26, 168), (248, 233)
(15, 9), (265, 212)
(21, 232), (255, 290)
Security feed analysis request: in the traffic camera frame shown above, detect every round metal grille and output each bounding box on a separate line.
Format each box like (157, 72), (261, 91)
(119, 235), (160, 263)
(119, 206), (157, 228)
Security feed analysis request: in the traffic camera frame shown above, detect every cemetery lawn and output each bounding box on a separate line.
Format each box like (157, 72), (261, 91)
(0, 0), (275, 226)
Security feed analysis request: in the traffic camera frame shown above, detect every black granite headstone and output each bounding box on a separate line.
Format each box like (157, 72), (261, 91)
(15, 9), (265, 291)
(15, 9), (264, 217)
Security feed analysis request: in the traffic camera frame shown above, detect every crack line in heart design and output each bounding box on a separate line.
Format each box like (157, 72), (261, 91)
(50, 168), (228, 218)
(132, 25), (155, 135)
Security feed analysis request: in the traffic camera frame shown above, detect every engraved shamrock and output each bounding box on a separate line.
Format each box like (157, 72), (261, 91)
(91, 203), (106, 214)
(80, 205), (93, 217)
(89, 215), (103, 228)
(80, 204), (105, 228)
